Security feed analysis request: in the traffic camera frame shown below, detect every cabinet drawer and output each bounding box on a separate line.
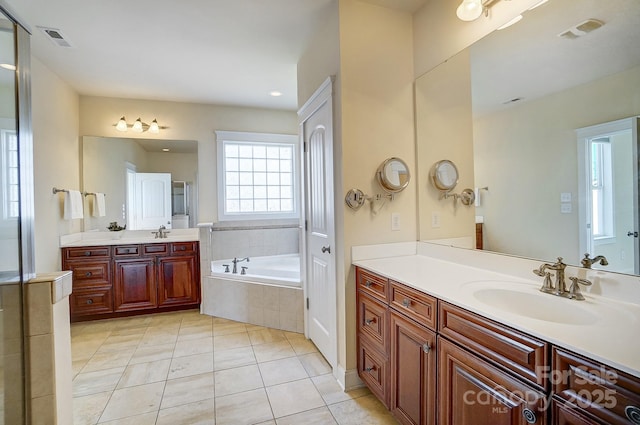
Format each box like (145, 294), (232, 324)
(358, 336), (389, 408)
(357, 290), (389, 354)
(143, 243), (168, 255)
(356, 267), (388, 302)
(64, 246), (110, 260)
(170, 241), (198, 255)
(553, 348), (640, 425)
(390, 281), (437, 330)
(70, 287), (113, 316)
(114, 245), (140, 257)
(439, 302), (548, 390)
(66, 260), (110, 287)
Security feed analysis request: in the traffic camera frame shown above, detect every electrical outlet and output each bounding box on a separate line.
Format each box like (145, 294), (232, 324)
(391, 213), (400, 231)
(431, 212), (441, 228)
(560, 203), (572, 214)
(560, 192), (572, 202)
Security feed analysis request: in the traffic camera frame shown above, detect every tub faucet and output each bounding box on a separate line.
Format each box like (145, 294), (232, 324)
(581, 253), (608, 269)
(232, 257), (250, 274)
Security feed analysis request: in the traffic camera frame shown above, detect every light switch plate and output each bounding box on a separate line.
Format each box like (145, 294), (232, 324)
(560, 192), (572, 202)
(391, 213), (400, 231)
(431, 212), (441, 228)
(561, 203), (572, 213)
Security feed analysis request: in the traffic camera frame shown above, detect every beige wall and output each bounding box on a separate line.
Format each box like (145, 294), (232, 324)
(79, 96), (298, 226)
(340, 0), (416, 378)
(415, 49), (476, 241)
(474, 65), (640, 265)
(32, 58), (81, 273)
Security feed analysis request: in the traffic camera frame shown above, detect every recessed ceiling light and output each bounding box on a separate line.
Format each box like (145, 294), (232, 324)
(0, 63), (16, 71)
(162, 148), (170, 152)
(269, 91), (283, 97)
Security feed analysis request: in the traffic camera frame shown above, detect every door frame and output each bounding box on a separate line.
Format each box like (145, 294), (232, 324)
(298, 76), (337, 370)
(576, 116), (639, 273)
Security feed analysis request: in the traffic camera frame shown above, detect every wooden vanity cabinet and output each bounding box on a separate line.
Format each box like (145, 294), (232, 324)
(552, 348), (640, 425)
(355, 267), (438, 424)
(63, 241), (200, 321)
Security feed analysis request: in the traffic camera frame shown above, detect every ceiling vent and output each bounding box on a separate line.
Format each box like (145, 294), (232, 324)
(558, 19), (604, 40)
(37, 26), (74, 48)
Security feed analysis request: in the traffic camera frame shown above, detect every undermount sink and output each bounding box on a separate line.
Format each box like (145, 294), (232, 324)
(463, 280), (598, 325)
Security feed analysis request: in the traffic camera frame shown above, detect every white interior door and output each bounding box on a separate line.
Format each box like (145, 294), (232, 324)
(135, 172), (172, 230)
(300, 78), (336, 369)
(577, 117), (639, 274)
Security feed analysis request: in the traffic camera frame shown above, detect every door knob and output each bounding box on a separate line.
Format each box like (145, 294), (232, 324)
(627, 231), (638, 237)
(321, 246), (331, 254)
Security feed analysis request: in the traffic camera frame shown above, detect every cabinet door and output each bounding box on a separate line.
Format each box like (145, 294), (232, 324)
(113, 259), (157, 312)
(438, 337), (547, 425)
(157, 255), (199, 307)
(552, 399), (600, 425)
(390, 311), (436, 425)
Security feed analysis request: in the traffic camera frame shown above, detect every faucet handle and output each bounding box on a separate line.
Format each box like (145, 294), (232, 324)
(533, 268), (546, 277)
(222, 264), (230, 273)
(568, 276), (592, 300)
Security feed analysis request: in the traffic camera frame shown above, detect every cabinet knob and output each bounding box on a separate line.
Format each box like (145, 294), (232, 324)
(522, 408), (536, 424)
(364, 318), (376, 325)
(85, 272), (92, 277)
(422, 343), (431, 354)
(86, 299), (93, 305)
(364, 366), (376, 373)
(402, 298), (411, 307)
(626, 406), (640, 425)
(364, 280), (373, 288)
(84, 251), (91, 256)
(180, 246), (186, 251)
(321, 245), (331, 254)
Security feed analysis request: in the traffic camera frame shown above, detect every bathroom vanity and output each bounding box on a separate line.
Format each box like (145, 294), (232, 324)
(353, 242), (640, 425)
(60, 230), (200, 321)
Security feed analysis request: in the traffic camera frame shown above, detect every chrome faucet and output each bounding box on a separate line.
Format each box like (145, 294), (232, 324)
(581, 253), (608, 269)
(533, 257), (592, 300)
(232, 257), (250, 274)
(152, 225), (170, 239)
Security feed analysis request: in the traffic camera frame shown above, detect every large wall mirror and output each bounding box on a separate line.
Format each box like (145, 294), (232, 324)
(415, 0), (640, 275)
(82, 136), (198, 231)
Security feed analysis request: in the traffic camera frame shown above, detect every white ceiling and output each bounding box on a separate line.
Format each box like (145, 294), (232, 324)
(470, 0), (640, 115)
(4, 0), (426, 111)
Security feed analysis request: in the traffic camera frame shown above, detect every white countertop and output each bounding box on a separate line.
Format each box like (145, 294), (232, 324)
(60, 229), (200, 247)
(353, 248), (640, 379)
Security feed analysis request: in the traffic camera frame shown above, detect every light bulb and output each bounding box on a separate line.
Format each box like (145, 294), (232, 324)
(456, 0), (483, 21)
(149, 119), (160, 134)
(115, 116), (128, 132)
(132, 118), (144, 133)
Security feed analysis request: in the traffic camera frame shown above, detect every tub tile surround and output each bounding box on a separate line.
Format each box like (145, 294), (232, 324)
(198, 225), (304, 333)
(352, 241), (640, 378)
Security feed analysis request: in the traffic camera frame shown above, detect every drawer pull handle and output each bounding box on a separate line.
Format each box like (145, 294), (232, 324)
(84, 251), (91, 256)
(180, 246), (186, 251)
(364, 318), (376, 325)
(364, 366), (376, 373)
(86, 299), (93, 305)
(626, 406), (640, 425)
(422, 343), (431, 354)
(402, 298), (411, 307)
(364, 281), (373, 288)
(85, 272), (92, 277)
(522, 408), (536, 424)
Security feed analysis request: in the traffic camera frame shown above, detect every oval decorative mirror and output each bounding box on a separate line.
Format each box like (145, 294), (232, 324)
(376, 157), (411, 193)
(430, 159), (459, 191)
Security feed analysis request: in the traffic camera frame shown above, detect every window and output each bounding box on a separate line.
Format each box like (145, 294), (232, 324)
(590, 137), (614, 239)
(1, 129), (19, 219)
(216, 131), (299, 221)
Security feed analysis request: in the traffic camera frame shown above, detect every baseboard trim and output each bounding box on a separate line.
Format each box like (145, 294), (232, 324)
(334, 365), (364, 391)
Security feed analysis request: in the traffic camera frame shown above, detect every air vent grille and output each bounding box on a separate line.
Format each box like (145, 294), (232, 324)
(558, 19), (604, 40)
(37, 26), (74, 48)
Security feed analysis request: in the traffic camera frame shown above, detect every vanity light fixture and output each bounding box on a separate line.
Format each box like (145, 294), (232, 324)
(114, 116), (168, 133)
(456, 0), (500, 22)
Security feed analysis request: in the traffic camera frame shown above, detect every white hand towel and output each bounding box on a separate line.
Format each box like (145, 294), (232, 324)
(64, 190), (84, 219)
(93, 193), (106, 217)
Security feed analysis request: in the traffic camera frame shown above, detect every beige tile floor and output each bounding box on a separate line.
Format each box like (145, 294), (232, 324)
(71, 309), (399, 425)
